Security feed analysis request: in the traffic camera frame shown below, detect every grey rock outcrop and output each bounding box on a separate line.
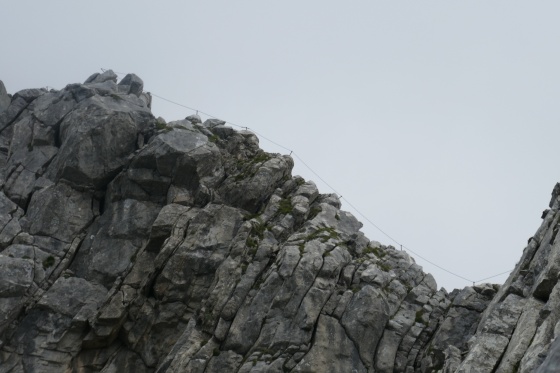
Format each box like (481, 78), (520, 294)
(1, 72), (560, 372)
(118, 73), (144, 96)
(0, 81), (10, 113)
(186, 113), (202, 124)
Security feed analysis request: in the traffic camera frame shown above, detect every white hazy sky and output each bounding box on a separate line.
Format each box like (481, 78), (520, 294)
(2, 1), (560, 291)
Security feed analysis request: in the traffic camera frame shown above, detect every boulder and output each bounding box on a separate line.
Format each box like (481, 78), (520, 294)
(217, 155), (294, 213)
(203, 118), (226, 128)
(341, 285), (390, 370)
(69, 199), (160, 288)
(186, 113), (202, 124)
(0, 80), (10, 113)
(118, 73), (144, 96)
(45, 94), (153, 189)
(84, 69), (118, 84)
(0, 256), (34, 297)
(130, 127), (223, 205)
(23, 183), (94, 242)
(293, 315), (366, 373)
(0, 96), (30, 133)
(37, 276), (107, 317)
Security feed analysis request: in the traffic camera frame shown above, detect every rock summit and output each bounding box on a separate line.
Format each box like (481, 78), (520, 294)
(0, 72), (559, 372)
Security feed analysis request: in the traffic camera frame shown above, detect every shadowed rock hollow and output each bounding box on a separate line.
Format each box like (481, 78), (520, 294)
(0, 71), (560, 372)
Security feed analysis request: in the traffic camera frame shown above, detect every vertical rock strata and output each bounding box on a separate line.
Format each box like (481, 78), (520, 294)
(0, 72), (559, 372)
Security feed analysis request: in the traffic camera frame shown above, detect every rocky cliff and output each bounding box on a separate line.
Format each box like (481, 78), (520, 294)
(0, 71), (559, 372)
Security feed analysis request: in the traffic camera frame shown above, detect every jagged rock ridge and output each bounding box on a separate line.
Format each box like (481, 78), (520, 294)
(0, 71), (559, 372)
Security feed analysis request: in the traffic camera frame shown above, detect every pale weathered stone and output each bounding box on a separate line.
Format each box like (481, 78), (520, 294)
(0, 80), (10, 113)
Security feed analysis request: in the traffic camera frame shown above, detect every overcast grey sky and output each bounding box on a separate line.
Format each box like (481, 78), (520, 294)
(2, 1), (559, 291)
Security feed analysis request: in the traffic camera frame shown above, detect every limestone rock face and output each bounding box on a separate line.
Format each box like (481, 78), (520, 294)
(1, 72), (560, 373)
(0, 81), (10, 113)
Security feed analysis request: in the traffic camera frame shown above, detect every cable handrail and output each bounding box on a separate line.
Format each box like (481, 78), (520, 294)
(150, 91), (514, 285)
(103, 69), (515, 285)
